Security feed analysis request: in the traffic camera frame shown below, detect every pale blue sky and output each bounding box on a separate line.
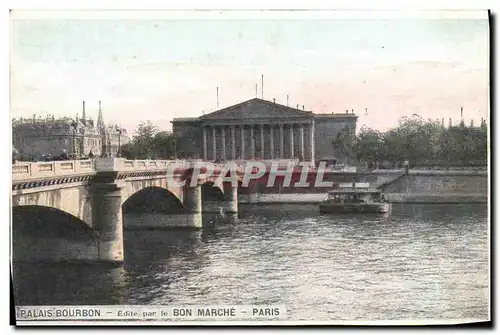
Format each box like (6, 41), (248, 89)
(10, 11), (489, 133)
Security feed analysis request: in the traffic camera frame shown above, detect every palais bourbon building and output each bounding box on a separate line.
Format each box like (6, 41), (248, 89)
(172, 98), (358, 163)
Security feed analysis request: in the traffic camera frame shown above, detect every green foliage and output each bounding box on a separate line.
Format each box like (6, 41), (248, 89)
(334, 115), (488, 167)
(121, 121), (177, 159)
(352, 126), (383, 164)
(152, 131), (177, 159)
(332, 125), (355, 164)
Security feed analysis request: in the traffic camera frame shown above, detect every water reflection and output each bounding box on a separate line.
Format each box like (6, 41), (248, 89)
(13, 262), (127, 305)
(12, 204), (489, 321)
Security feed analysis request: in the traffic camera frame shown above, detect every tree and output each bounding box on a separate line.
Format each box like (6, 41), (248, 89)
(353, 126), (383, 167)
(377, 116), (442, 166)
(118, 121), (179, 160)
(472, 126), (488, 164)
(132, 121), (159, 159)
(348, 115), (487, 169)
(120, 142), (137, 160)
(152, 131), (177, 159)
(435, 122), (488, 166)
(332, 125), (355, 165)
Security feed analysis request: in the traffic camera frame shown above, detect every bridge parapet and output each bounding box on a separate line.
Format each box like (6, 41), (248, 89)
(95, 158), (179, 172)
(94, 158), (220, 172)
(12, 158), (244, 188)
(12, 160), (96, 182)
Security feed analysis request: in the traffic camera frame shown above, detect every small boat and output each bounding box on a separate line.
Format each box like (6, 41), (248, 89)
(319, 182), (391, 214)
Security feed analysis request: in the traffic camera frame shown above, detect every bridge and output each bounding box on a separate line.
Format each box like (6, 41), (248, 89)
(12, 158), (243, 264)
(11, 158), (487, 264)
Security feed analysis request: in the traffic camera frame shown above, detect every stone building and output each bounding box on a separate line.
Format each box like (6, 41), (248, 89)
(95, 101), (130, 157)
(171, 98), (358, 163)
(12, 101), (130, 159)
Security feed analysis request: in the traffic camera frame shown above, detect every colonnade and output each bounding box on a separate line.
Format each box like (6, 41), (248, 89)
(202, 122), (315, 162)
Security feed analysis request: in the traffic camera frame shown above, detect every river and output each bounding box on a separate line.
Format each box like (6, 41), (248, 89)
(12, 203), (489, 322)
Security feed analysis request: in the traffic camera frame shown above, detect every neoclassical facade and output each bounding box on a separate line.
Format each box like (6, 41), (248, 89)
(172, 98), (358, 163)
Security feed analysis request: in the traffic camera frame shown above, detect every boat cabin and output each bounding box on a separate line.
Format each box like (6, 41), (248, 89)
(325, 183), (386, 204)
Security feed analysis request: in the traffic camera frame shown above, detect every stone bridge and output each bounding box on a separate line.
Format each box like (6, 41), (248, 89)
(11, 159), (487, 264)
(12, 158), (243, 264)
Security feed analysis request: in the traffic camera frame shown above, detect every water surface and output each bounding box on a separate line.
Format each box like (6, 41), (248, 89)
(13, 204), (489, 321)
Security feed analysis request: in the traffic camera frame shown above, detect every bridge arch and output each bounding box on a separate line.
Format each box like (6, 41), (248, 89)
(122, 186), (185, 214)
(12, 205), (98, 262)
(201, 181), (225, 201)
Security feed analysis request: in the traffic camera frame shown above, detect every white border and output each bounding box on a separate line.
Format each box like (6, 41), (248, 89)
(9, 10), (488, 20)
(3, 1), (496, 333)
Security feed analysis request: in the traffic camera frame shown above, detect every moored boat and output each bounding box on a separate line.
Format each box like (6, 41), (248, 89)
(319, 183), (391, 214)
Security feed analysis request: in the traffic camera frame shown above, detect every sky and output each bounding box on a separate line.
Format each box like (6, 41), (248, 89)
(10, 10), (489, 135)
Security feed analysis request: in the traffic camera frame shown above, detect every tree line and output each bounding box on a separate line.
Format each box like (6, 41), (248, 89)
(120, 121), (177, 160)
(333, 116), (488, 168)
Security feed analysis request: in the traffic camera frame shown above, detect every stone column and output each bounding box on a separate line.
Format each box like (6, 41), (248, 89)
(212, 126), (216, 161)
(250, 126), (255, 159)
(202, 127), (207, 160)
(279, 124), (284, 159)
(220, 183), (238, 213)
(91, 183), (124, 263)
(300, 124), (305, 160)
(231, 126), (236, 160)
(289, 124), (295, 158)
(221, 126), (226, 160)
(310, 120), (315, 164)
(240, 126), (245, 159)
(260, 124), (265, 159)
(183, 184), (202, 228)
(247, 179), (259, 203)
(270, 125), (274, 159)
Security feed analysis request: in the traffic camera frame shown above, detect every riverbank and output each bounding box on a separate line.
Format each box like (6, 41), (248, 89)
(237, 170), (488, 204)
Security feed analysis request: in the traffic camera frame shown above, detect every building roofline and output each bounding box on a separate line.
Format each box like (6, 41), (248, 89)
(314, 114), (358, 119)
(199, 98), (313, 119)
(171, 98), (360, 123)
(171, 117), (200, 123)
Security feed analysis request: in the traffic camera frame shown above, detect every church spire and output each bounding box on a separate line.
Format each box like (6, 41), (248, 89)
(82, 100), (86, 124)
(97, 100), (105, 131)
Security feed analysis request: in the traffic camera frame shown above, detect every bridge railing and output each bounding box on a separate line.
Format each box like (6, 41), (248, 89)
(12, 160), (96, 181)
(106, 158), (234, 173)
(12, 158), (244, 183)
(94, 158), (199, 172)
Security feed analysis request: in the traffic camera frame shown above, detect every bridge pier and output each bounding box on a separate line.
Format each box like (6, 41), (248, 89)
(182, 184), (202, 228)
(243, 181), (260, 204)
(220, 184), (238, 213)
(202, 184), (239, 214)
(91, 182), (124, 264)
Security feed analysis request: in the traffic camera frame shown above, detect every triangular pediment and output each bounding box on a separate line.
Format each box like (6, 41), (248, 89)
(200, 98), (312, 120)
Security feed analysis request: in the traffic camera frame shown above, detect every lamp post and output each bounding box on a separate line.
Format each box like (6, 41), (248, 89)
(116, 125), (122, 157)
(71, 121), (77, 158)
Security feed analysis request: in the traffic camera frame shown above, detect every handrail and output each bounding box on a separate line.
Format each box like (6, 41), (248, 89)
(12, 160), (96, 181)
(12, 158), (242, 181)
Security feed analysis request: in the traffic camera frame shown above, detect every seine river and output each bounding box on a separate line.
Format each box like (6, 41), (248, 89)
(13, 203), (489, 322)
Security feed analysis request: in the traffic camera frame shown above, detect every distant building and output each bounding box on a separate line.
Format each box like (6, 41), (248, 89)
(171, 98), (358, 163)
(95, 101), (130, 157)
(12, 101), (130, 159)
